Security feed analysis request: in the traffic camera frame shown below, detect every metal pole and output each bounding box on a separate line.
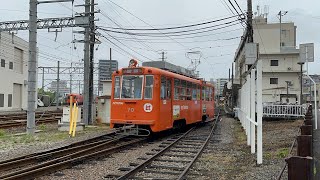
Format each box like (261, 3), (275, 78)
(257, 59), (263, 164)
(27, 0), (37, 134)
(70, 62), (72, 94)
(83, 0), (90, 125)
(56, 61), (60, 109)
(298, 62), (304, 104)
(42, 67), (45, 91)
(109, 47), (112, 79)
(250, 68), (256, 154)
(162, 51), (165, 61)
(279, 11), (282, 47)
(79, 80), (81, 94)
(231, 63), (234, 109)
(286, 81), (289, 103)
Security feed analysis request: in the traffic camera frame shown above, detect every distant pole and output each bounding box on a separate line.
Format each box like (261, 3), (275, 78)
(286, 81), (290, 103)
(27, 0), (38, 134)
(298, 62), (304, 104)
(228, 68), (230, 81)
(42, 67), (45, 91)
(109, 47), (112, 79)
(279, 11), (282, 47)
(79, 80), (81, 94)
(231, 63), (234, 108)
(70, 62), (72, 94)
(56, 61), (60, 109)
(162, 52), (165, 61)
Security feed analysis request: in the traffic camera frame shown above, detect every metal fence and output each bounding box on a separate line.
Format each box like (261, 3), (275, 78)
(263, 104), (307, 118)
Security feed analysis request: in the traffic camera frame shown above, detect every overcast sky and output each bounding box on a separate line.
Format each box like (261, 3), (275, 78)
(1, 0), (319, 89)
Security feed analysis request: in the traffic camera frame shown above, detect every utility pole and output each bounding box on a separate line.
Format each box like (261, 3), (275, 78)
(83, 0), (91, 125)
(56, 61), (60, 109)
(27, 0), (38, 134)
(247, 0), (253, 43)
(70, 62), (72, 94)
(278, 11), (288, 47)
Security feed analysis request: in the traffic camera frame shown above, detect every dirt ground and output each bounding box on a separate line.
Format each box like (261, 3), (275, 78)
(188, 116), (303, 180)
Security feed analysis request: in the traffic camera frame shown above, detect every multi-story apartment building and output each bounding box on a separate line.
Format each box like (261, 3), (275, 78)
(234, 15), (303, 104)
(0, 32), (30, 111)
(215, 78), (229, 97)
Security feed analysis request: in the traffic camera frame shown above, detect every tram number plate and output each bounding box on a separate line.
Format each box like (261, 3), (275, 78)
(128, 108), (134, 112)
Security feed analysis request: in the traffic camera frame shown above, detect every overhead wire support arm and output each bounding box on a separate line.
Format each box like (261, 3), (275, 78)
(38, 0), (74, 4)
(0, 17), (89, 32)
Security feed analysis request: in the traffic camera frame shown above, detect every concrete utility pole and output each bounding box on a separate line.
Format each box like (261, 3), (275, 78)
(83, 0), (91, 125)
(278, 11), (288, 47)
(285, 80), (290, 103)
(56, 61), (60, 109)
(27, 0), (38, 134)
(247, 0), (253, 43)
(88, 0), (95, 124)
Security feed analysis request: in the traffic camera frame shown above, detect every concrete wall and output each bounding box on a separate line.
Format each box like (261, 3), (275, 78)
(0, 32), (30, 111)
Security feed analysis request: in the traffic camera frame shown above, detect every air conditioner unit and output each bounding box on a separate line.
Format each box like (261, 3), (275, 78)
(287, 67), (292, 70)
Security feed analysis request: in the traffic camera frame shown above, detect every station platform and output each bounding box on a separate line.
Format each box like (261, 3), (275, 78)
(314, 129), (320, 179)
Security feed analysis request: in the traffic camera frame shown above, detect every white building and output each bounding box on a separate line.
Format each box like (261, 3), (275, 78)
(48, 80), (70, 96)
(215, 78), (229, 97)
(0, 32), (29, 111)
(234, 16), (303, 104)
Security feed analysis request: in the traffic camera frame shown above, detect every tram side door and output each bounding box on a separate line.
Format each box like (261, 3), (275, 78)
(160, 76), (172, 130)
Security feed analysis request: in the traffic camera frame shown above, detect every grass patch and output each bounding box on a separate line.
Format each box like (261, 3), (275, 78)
(0, 129), (6, 137)
(277, 148), (289, 158)
(264, 152), (273, 159)
(38, 124), (47, 131)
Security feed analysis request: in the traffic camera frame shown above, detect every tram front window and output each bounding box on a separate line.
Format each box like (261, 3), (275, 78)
(121, 75), (143, 99)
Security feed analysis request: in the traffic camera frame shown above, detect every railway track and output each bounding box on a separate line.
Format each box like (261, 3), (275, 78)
(0, 110), (62, 129)
(0, 131), (146, 180)
(106, 118), (219, 180)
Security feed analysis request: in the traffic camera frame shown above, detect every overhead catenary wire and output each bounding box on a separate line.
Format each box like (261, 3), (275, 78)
(98, 22), (241, 37)
(104, 14), (242, 31)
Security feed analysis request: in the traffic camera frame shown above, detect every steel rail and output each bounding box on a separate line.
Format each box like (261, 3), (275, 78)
(1, 137), (146, 180)
(0, 134), (117, 172)
(116, 128), (195, 180)
(0, 132), (116, 165)
(178, 118), (219, 179)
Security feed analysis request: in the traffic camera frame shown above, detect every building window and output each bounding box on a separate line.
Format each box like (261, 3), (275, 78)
(9, 62), (13, 69)
(1, 59), (5, 67)
(0, 94), (4, 107)
(270, 60), (278, 66)
(8, 94), (12, 107)
(270, 78), (278, 84)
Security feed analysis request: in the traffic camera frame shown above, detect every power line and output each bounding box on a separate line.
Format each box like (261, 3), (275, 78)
(98, 22), (241, 37)
(104, 14), (242, 31)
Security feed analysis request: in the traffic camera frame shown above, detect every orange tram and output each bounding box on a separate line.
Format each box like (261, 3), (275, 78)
(110, 60), (215, 134)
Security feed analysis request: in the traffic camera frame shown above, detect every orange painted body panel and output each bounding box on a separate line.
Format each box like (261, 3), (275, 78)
(110, 66), (214, 132)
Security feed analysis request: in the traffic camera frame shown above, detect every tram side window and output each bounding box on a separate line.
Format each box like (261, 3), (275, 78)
(161, 76), (167, 100)
(166, 78), (171, 99)
(174, 79), (180, 100)
(206, 87), (210, 101)
(114, 76), (120, 99)
(192, 83), (197, 100)
(144, 75), (153, 99)
(202, 87), (205, 100)
(197, 85), (201, 100)
(186, 81), (192, 100)
(180, 80), (186, 100)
